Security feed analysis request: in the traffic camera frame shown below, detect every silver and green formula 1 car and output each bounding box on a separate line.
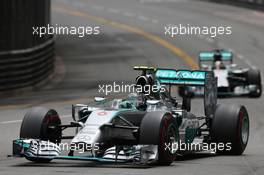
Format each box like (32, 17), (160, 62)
(13, 66), (250, 166)
(179, 50), (262, 98)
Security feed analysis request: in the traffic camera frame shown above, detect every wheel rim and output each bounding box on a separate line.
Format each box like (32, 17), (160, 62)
(43, 111), (61, 143)
(241, 112), (249, 145)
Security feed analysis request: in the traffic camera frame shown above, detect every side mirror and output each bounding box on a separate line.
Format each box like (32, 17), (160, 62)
(72, 105), (76, 121)
(72, 104), (88, 121)
(94, 97), (106, 102)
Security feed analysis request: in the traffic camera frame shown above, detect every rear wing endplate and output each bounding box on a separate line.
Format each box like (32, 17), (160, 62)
(204, 71), (217, 118)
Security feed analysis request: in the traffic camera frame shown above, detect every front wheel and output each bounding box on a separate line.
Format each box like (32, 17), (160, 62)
(20, 107), (62, 143)
(211, 104), (249, 155)
(157, 114), (179, 165)
(139, 112), (179, 166)
(20, 107), (62, 163)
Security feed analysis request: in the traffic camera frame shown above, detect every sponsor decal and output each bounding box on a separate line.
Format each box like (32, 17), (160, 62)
(97, 111), (107, 116)
(156, 69), (206, 80)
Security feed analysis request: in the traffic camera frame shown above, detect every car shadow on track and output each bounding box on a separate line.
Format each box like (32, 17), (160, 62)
(12, 161), (153, 169)
(176, 153), (215, 161)
(11, 153), (216, 169)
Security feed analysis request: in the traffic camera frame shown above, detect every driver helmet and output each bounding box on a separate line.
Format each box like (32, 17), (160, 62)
(215, 61), (222, 70)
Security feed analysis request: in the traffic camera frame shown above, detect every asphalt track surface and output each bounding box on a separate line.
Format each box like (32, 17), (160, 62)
(1, 0), (264, 174)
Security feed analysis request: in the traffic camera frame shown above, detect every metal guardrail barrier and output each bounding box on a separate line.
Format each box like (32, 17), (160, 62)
(0, 39), (55, 91)
(0, 0), (54, 92)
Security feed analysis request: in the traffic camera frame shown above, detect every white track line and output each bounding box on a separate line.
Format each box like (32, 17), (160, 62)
(0, 120), (22, 124)
(0, 115), (71, 125)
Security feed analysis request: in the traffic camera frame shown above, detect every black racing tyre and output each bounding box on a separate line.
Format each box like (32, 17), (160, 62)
(157, 114), (179, 165)
(211, 104), (249, 155)
(139, 112), (179, 166)
(246, 69), (262, 97)
(20, 107), (62, 143)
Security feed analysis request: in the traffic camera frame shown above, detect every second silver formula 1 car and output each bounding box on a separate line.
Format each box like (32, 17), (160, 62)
(179, 50), (262, 98)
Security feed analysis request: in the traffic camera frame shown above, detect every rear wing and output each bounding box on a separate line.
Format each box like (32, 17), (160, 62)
(155, 68), (217, 117)
(155, 69), (208, 86)
(199, 51), (233, 67)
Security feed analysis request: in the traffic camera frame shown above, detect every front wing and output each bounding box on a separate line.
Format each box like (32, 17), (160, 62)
(12, 139), (158, 164)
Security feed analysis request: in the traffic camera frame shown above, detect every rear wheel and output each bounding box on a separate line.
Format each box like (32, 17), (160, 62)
(211, 104), (249, 155)
(246, 69), (262, 97)
(157, 114), (179, 165)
